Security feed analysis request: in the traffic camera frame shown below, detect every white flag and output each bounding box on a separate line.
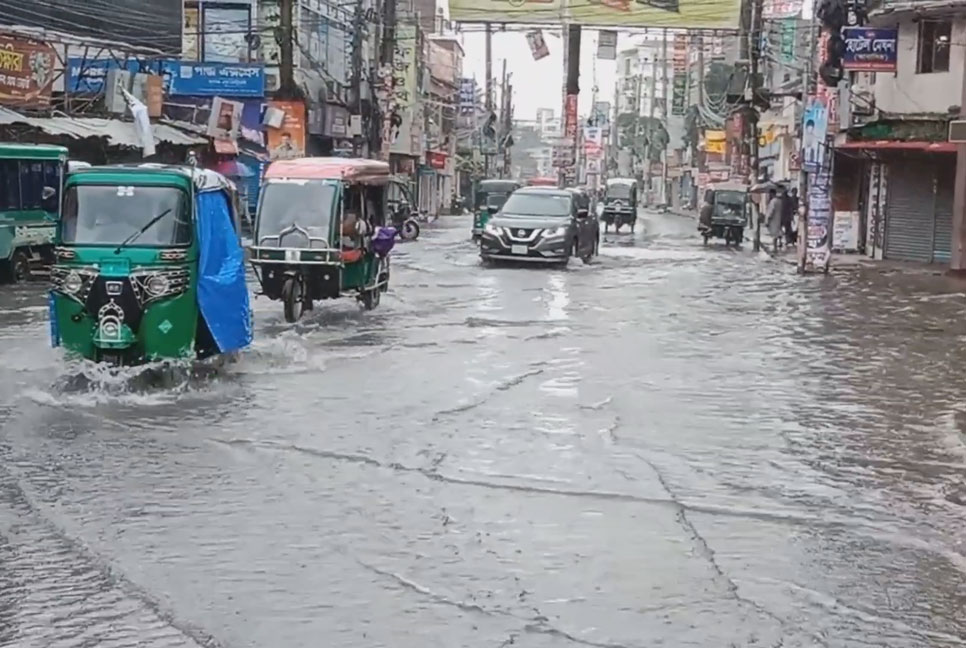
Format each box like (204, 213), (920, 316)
(119, 85), (156, 157)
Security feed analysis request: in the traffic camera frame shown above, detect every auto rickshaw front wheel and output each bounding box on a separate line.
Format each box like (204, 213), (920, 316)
(281, 275), (305, 323)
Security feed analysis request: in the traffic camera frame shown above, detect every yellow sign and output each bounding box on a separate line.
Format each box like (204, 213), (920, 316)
(705, 140), (726, 154)
(449, 0), (741, 30)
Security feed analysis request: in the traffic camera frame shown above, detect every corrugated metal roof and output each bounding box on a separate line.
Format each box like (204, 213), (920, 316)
(0, 107), (206, 148)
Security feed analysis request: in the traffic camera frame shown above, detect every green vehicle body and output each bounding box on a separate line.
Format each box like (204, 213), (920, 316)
(472, 179), (521, 238)
(49, 165), (250, 365)
(0, 143), (69, 282)
(249, 158), (393, 323)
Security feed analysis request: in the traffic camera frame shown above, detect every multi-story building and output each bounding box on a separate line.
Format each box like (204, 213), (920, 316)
(833, 1), (965, 264)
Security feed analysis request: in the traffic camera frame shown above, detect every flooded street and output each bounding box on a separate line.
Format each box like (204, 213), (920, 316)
(2, 209), (966, 647)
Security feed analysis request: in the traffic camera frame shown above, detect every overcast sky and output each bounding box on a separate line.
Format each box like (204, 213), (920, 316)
(459, 28), (623, 122)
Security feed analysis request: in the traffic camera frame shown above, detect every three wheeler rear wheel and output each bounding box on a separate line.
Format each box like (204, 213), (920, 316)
(282, 275), (305, 323)
(360, 287), (381, 310)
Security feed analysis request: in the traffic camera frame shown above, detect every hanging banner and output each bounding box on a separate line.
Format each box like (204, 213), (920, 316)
(526, 30), (550, 60)
(671, 33), (688, 116)
(842, 28), (898, 72)
(762, 0), (803, 19)
(805, 164), (832, 272)
(597, 30), (618, 60)
(583, 126), (604, 159)
(266, 100), (306, 160)
(388, 24), (419, 156)
(449, 0), (741, 29)
(802, 97), (829, 173)
(0, 34), (55, 108)
(780, 20), (797, 63)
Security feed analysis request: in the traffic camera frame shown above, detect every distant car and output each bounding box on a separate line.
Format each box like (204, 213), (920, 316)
(480, 187), (599, 265)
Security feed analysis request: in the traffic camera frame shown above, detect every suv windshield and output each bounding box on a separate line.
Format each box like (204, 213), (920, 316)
(256, 180), (337, 243)
(61, 185), (191, 246)
(501, 192), (571, 217)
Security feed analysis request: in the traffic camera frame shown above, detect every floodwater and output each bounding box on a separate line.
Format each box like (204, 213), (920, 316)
(1, 210), (966, 647)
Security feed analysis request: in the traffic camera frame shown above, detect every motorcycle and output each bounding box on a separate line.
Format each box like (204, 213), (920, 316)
(391, 203), (421, 240)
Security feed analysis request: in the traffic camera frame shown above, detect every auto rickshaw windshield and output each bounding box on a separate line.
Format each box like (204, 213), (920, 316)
(257, 180), (338, 241)
(61, 184), (192, 246)
(714, 190), (745, 217)
(606, 183), (633, 199)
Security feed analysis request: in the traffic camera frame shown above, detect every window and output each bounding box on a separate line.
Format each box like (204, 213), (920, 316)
(0, 161), (20, 211)
(917, 20), (951, 74)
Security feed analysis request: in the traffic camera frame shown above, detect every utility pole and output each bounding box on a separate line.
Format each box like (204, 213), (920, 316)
(504, 79), (513, 177)
(278, 0), (295, 97)
(485, 23), (493, 177)
(499, 59), (507, 178)
(797, 14), (817, 272)
(645, 40), (657, 201)
(953, 39), (966, 273)
(351, 1), (365, 156)
(660, 28), (669, 208)
(749, 0), (764, 251)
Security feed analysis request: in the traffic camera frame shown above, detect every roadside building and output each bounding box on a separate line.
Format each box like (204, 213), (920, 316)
(836, 1), (965, 263)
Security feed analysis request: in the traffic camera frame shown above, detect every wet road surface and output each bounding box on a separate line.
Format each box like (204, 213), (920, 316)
(1, 210), (966, 647)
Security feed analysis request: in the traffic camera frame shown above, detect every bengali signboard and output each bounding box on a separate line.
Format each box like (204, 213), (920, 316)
(67, 59), (265, 97)
(449, 0), (741, 29)
(0, 34), (55, 108)
(842, 28), (898, 72)
(762, 0), (803, 19)
(162, 61), (264, 97)
(388, 24), (419, 156)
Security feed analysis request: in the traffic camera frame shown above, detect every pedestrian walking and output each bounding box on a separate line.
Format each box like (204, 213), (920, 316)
(783, 187), (799, 245)
(765, 188), (784, 253)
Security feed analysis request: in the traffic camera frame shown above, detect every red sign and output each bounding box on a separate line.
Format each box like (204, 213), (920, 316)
(427, 151), (447, 169)
(0, 34), (56, 108)
(564, 94), (578, 139)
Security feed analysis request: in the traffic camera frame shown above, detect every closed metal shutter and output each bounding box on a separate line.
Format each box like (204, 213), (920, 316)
(885, 161), (935, 263)
(933, 163), (954, 264)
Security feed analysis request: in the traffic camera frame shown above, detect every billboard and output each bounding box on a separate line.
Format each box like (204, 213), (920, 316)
(449, 0), (741, 30)
(842, 28), (898, 72)
(0, 34), (55, 108)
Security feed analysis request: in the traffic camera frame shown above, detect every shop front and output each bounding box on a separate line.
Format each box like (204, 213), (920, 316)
(839, 141), (955, 264)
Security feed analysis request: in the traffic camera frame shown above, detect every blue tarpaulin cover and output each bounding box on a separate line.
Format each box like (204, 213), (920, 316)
(195, 190), (252, 353)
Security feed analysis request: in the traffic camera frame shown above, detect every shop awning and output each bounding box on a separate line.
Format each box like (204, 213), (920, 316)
(837, 140), (957, 152)
(0, 107), (206, 148)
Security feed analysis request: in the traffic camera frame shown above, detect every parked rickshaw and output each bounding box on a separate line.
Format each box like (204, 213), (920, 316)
(700, 183), (751, 246)
(472, 179), (521, 239)
(48, 164), (253, 366)
(0, 143), (69, 283)
(601, 178), (638, 233)
(249, 158), (396, 323)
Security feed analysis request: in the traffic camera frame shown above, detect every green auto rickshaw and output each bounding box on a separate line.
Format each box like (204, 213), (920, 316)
(248, 157), (396, 323)
(0, 143), (68, 283)
(48, 164), (253, 366)
(472, 179), (521, 239)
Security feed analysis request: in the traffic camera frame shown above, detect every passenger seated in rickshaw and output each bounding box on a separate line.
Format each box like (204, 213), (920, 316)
(341, 202), (372, 264)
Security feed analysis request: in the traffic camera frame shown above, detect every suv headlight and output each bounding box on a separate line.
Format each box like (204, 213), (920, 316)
(546, 226), (568, 237)
(484, 223), (501, 234)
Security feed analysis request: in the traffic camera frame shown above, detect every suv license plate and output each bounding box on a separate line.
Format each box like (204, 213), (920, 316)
(511, 244), (528, 255)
